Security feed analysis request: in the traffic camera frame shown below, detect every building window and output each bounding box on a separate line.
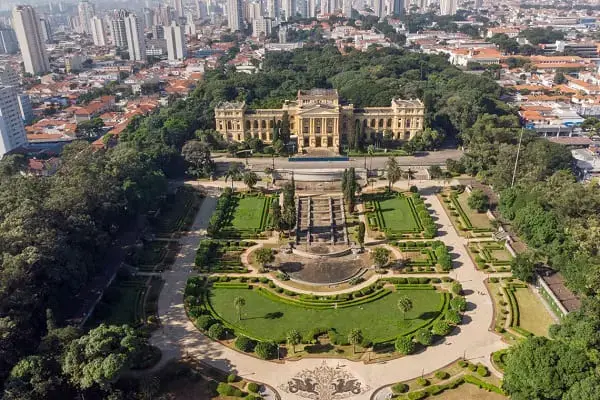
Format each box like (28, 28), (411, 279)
(253, 120), (258, 129)
(261, 120), (266, 129)
(370, 119), (375, 128)
(219, 121), (223, 130)
(387, 118), (392, 128)
(406, 119), (411, 128)
(269, 120), (273, 128)
(227, 121), (232, 130)
(246, 121), (251, 130)
(379, 119), (384, 128)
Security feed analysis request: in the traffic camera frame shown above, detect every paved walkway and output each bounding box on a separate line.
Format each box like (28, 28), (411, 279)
(150, 183), (507, 400)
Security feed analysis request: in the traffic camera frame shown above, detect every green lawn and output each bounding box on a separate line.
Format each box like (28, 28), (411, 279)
(231, 196), (266, 230)
(378, 196), (420, 232)
(513, 288), (554, 337)
(206, 288), (444, 343)
(87, 277), (147, 328)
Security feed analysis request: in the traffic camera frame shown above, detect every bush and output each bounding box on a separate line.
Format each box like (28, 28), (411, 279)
(255, 341), (278, 360)
(247, 382), (260, 393)
(458, 360), (468, 368)
(391, 383), (409, 394)
(195, 315), (215, 331)
(450, 296), (467, 312)
(416, 377), (430, 387)
(208, 323), (225, 340)
(468, 363), (477, 372)
(409, 185), (419, 193)
(415, 328), (433, 346)
(216, 383), (243, 397)
(451, 282), (462, 295)
(395, 336), (415, 355)
(246, 395), (262, 400)
(432, 320), (452, 336)
(435, 370), (450, 380)
(227, 373), (237, 383)
(408, 391), (427, 400)
(235, 336), (256, 352)
(476, 365), (489, 377)
(445, 309), (462, 325)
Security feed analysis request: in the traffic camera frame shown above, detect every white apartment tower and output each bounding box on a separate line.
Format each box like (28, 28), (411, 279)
(282, 0), (296, 20)
(173, 0), (185, 18)
(12, 6), (50, 76)
(253, 17), (272, 37)
(124, 13), (146, 61)
(373, 0), (385, 18)
(39, 18), (52, 43)
(90, 16), (107, 46)
(440, 0), (457, 15)
(110, 9), (129, 48)
(307, 0), (318, 18)
(165, 21), (186, 60)
(0, 86), (27, 158)
(321, 0), (333, 15)
(78, 0), (95, 34)
(227, 0), (244, 31)
(342, 0), (352, 17)
(267, 0), (280, 21)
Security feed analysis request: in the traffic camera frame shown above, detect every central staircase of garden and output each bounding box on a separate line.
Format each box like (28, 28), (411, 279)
(296, 195), (349, 247)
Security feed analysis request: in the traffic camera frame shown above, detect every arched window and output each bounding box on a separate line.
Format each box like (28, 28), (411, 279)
(370, 119), (376, 128)
(253, 120), (258, 129)
(379, 119), (384, 128)
(245, 121), (251, 130)
(406, 119), (411, 128)
(261, 132), (266, 140)
(387, 119), (392, 128)
(261, 120), (266, 129)
(398, 119), (402, 128)
(404, 131), (410, 140)
(269, 120), (273, 128)
(363, 119), (368, 129)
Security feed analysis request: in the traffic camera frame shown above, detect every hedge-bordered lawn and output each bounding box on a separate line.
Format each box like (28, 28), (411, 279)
(205, 287), (446, 343)
(213, 193), (274, 239)
(231, 195), (268, 231)
(377, 195), (420, 231)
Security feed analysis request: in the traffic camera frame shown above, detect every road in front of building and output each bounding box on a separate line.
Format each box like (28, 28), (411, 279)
(212, 148), (463, 171)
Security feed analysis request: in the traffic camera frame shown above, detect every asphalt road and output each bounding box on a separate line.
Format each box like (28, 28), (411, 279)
(212, 149), (463, 171)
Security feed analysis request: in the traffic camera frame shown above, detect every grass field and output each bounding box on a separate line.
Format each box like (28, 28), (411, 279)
(455, 191), (493, 230)
(513, 287), (555, 337)
(207, 288), (444, 342)
(433, 385), (506, 400)
(230, 196), (266, 230)
(378, 196), (420, 231)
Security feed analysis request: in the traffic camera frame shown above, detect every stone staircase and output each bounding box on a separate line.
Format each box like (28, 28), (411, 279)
(296, 195), (349, 246)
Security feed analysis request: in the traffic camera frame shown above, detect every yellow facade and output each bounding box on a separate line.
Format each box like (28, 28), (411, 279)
(214, 89), (425, 153)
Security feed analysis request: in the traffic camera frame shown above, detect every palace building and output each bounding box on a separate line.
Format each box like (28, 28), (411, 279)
(214, 89), (425, 153)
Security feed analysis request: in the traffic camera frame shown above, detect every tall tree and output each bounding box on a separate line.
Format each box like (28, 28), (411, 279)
(233, 297), (246, 321)
(386, 157), (402, 190)
(397, 296), (413, 320)
(242, 171), (259, 191)
(280, 112), (291, 143)
(348, 329), (363, 354)
(286, 329), (301, 353)
(225, 164), (242, 190)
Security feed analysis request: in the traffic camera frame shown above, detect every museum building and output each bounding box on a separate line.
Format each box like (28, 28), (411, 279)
(214, 89), (425, 152)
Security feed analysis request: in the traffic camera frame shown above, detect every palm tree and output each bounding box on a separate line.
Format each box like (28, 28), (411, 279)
(367, 145), (375, 173)
(348, 328), (363, 355)
(233, 296), (246, 321)
(385, 157), (402, 191)
(243, 171), (259, 191)
(225, 164), (242, 190)
(397, 296), (413, 320)
(286, 329), (301, 354)
(404, 167), (416, 188)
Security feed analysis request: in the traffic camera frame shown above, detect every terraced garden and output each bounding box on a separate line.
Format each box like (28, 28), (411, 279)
(468, 242), (512, 272)
(195, 240), (255, 273)
(151, 186), (203, 236)
(393, 241), (453, 272)
(438, 190), (494, 238)
(364, 191), (436, 239)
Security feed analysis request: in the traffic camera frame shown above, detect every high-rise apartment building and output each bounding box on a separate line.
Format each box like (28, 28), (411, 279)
(12, 5), (50, 75)
(373, 0), (385, 17)
(342, 0), (352, 17)
(227, 0), (243, 31)
(197, 1), (208, 19)
(282, 0), (296, 20)
(0, 86), (27, 158)
(307, 0), (317, 18)
(78, 0), (95, 34)
(124, 13), (145, 61)
(0, 27), (18, 54)
(321, 0), (333, 15)
(165, 21), (186, 60)
(392, 0), (405, 15)
(440, 0), (457, 15)
(267, 0), (280, 21)
(253, 17), (271, 37)
(173, 0), (184, 18)
(297, 0), (308, 17)
(143, 8), (155, 28)
(0, 66), (19, 87)
(109, 9), (129, 48)
(90, 16), (106, 46)
(38, 17), (52, 43)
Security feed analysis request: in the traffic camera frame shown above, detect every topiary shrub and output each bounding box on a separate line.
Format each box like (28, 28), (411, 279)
(432, 320), (452, 336)
(391, 383), (409, 394)
(216, 383), (243, 397)
(196, 315), (215, 331)
(255, 341), (278, 360)
(435, 370), (450, 380)
(395, 336), (415, 355)
(208, 323), (226, 340)
(445, 309), (462, 325)
(458, 360), (468, 368)
(227, 373), (237, 383)
(247, 382), (260, 393)
(416, 377), (430, 386)
(476, 365), (489, 377)
(409, 185), (419, 193)
(415, 328), (433, 346)
(450, 296), (467, 312)
(468, 363), (477, 372)
(451, 282), (462, 295)
(408, 391), (427, 400)
(235, 336), (256, 352)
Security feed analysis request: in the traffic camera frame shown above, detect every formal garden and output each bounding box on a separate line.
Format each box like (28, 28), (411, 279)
(207, 188), (275, 239)
(185, 276), (468, 361)
(486, 277), (555, 343)
(438, 189), (495, 238)
(468, 242), (513, 273)
(392, 241), (453, 273)
(382, 359), (505, 400)
(195, 239), (256, 273)
(363, 190), (437, 240)
(150, 185), (204, 236)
